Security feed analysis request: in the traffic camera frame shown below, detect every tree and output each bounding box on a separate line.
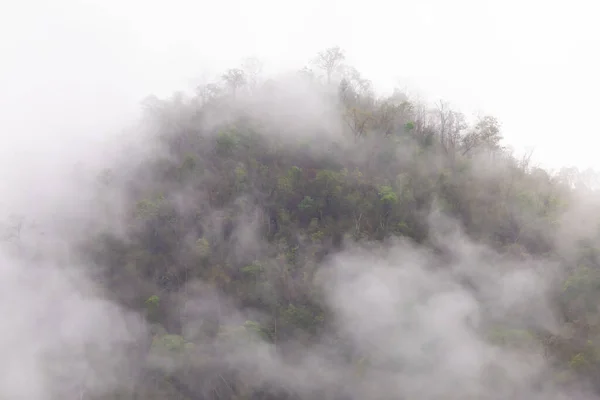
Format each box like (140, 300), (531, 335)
(65, 47), (600, 399)
(222, 68), (247, 98)
(242, 56), (263, 93)
(461, 115), (503, 155)
(313, 46), (345, 84)
(196, 82), (224, 105)
(435, 100), (468, 153)
(475, 115), (502, 148)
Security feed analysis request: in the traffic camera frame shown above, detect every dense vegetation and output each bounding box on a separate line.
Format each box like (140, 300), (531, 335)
(11, 47), (600, 399)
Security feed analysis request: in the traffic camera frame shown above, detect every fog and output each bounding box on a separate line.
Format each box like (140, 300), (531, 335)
(2, 0), (599, 170)
(1, 0), (600, 399)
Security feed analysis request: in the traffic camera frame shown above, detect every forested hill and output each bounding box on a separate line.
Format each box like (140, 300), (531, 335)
(10, 47), (600, 399)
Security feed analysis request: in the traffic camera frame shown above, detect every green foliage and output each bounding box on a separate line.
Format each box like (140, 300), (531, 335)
(80, 47), (600, 399)
(194, 237), (211, 259)
(216, 130), (239, 154)
(151, 334), (188, 354)
(135, 194), (165, 219)
(280, 304), (323, 334)
(235, 164), (248, 188)
(378, 185), (398, 205)
(311, 230), (325, 243)
(243, 320), (272, 341)
(177, 154), (198, 181)
(146, 294), (160, 308)
(241, 261), (264, 276)
(569, 353), (591, 370)
(288, 165), (302, 181)
(298, 196), (315, 211)
(488, 328), (535, 349)
(219, 320), (271, 343)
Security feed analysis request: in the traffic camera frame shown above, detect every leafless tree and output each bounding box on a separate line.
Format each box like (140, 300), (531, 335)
(313, 46), (345, 84)
(242, 56), (263, 93)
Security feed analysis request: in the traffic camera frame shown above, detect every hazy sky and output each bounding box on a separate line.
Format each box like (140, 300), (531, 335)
(1, 0), (599, 172)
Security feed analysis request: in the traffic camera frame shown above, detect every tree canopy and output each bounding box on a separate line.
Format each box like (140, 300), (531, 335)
(7, 46), (600, 400)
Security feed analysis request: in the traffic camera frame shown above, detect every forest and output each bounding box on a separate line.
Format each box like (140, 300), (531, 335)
(6, 46), (600, 399)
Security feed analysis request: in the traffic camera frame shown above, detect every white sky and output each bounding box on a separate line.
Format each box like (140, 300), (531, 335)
(1, 0), (599, 172)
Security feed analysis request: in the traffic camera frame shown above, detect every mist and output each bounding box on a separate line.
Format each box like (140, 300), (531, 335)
(2, 1), (600, 399)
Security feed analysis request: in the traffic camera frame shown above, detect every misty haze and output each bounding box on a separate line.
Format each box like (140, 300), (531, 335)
(2, 1), (600, 399)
